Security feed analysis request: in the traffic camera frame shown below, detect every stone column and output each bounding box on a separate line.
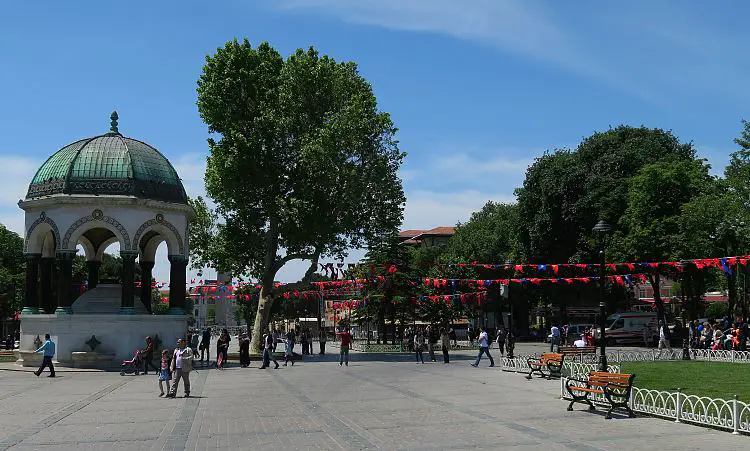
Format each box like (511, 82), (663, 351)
(168, 255), (188, 315)
(119, 251), (138, 314)
(21, 253), (41, 315)
(139, 261), (155, 313)
(86, 260), (101, 289)
(39, 257), (54, 313)
(55, 250), (76, 315)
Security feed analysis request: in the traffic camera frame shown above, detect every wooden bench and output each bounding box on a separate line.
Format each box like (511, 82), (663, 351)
(526, 352), (564, 379)
(559, 346), (597, 362)
(565, 371), (636, 419)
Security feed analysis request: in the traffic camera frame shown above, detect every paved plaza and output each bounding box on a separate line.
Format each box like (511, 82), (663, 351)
(0, 346), (745, 451)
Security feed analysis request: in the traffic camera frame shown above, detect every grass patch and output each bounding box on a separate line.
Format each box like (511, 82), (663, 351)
(621, 361), (750, 402)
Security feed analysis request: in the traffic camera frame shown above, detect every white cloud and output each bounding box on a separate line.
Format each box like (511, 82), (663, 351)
(171, 152), (208, 200)
(404, 189), (514, 230)
(0, 156), (41, 236)
(273, 0), (640, 95)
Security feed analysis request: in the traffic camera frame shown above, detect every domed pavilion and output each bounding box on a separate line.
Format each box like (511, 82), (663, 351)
(17, 112), (192, 366)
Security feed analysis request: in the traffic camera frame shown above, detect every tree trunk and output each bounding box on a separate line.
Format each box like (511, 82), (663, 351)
(648, 273), (667, 327)
(727, 271), (737, 321)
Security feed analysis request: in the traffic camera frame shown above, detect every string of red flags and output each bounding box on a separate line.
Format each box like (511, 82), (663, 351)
(421, 273), (649, 289)
(445, 255), (750, 276)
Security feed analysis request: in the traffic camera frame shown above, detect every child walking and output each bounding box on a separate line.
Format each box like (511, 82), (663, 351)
(158, 349), (171, 397)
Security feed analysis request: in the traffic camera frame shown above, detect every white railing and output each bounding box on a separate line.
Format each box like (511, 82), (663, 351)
(689, 349), (750, 363)
(561, 379), (750, 435)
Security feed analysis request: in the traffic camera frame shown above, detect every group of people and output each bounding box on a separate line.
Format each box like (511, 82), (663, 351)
(688, 318), (749, 351)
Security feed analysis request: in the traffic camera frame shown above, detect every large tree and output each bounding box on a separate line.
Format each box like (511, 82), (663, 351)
(194, 40), (405, 351)
(609, 158), (713, 322)
(516, 126), (697, 264)
(0, 224), (24, 320)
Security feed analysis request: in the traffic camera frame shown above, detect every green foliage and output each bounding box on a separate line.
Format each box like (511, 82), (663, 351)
(195, 40), (405, 350)
(620, 361), (750, 401)
(516, 126), (697, 263)
(0, 224), (23, 318)
(704, 302), (728, 320)
(611, 158), (713, 262)
(441, 201), (521, 264)
(152, 302), (169, 315)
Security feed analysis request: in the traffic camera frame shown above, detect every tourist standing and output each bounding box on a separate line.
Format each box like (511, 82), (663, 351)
(449, 327), (457, 347)
(427, 325), (437, 362)
(216, 330), (229, 369)
(338, 327), (353, 366)
(550, 324), (560, 352)
(239, 333), (251, 368)
(300, 329), (309, 355)
(190, 332), (200, 355)
(496, 327), (506, 357)
(34, 333), (55, 378)
(284, 329), (295, 366)
(319, 328), (327, 355)
(440, 327), (450, 363)
(414, 329), (425, 364)
(467, 325), (474, 346)
(158, 349), (171, 397)
(200, 328), (211, 364)
(167, 338), (193, 398)
(142, 336), (159, 375)
(272, 329), (280, 352)
(470, 327), (494, 368)
(658, 320), (670, 351)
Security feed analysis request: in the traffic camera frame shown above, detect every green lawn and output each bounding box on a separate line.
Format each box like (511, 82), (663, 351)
(620, 361), (750, 402)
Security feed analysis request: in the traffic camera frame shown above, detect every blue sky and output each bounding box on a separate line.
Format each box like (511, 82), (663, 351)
(1, 1), (749, 282)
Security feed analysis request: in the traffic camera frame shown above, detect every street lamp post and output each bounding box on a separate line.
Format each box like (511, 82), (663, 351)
(680, 261), (691, 360)
(593, 219), (612, 372)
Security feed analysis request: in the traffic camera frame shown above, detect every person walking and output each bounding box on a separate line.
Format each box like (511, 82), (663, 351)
(34, 333), (56, 377)
(440, 327), (450, 363)
(427, 325), (437, 362)
(319, 329), (327, 355)
(167, 338), (193, 398)
(272, 329), (280, 352)
(142, 336), (159, 375)
(496, 327), (506, 357)
(260, 331), (279, 369)
(284, 329), (296, 366)
(157, 349), (171, 397)
(199, 327), (211, 364)
(337, 327), (353, 366)
(470, 327), (494, 368)
(414, 329), (425, 364)
(449, 327), (457, 347)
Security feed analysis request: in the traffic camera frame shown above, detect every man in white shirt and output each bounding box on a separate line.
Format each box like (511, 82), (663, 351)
(167, 338), (193, 398)
(470, 327), (495, 368)
(550, 325), (561, 352)
(573, 335), (587, 348)
(658, 320), (670, 350)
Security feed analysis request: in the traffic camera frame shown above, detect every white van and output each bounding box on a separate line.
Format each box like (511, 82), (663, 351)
(594, 312), (657, 345)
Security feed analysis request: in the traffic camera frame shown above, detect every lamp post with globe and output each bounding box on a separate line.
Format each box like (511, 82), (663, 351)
(593, 220), (613, 372)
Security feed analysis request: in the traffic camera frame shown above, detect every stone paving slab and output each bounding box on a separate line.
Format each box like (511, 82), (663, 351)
(0, 347), (746, 450)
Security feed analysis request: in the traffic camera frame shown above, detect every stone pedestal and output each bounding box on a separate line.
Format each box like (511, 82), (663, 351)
(71, 351), (116, 369)
(15, 350), (44, 367)
(18, 284), (186, 368)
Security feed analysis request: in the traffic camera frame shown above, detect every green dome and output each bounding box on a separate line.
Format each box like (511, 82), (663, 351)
(27, 112), (188, 204)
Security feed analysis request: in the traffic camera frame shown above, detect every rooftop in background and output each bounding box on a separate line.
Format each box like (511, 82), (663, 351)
(399, 226), (456, 247)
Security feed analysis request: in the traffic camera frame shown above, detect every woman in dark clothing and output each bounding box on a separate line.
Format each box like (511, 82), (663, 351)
(216, 329), (230, 369)
(238, 333), (251, 367)
(142, 336), (159, 375)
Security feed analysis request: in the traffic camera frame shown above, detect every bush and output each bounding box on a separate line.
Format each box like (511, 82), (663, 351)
(152, 302), (169, 315)
(703, 302), (727, 320)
